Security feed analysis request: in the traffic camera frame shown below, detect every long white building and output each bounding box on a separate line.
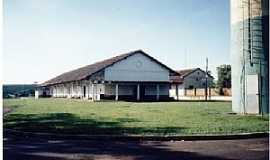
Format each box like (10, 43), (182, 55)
(41, 50), (179, 101)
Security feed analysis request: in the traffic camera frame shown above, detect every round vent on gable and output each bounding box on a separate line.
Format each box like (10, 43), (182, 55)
(135, 60), (143, 68)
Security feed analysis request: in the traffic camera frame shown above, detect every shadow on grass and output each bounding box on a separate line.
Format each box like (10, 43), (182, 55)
(4, 114), (267, 160)
(4, 113), (186, 135)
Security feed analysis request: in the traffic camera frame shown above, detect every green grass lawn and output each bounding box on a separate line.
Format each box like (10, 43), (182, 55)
(3, 98), (269, 136)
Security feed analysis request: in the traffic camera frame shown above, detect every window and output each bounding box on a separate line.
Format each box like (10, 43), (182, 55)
(196, 78), (199, 81)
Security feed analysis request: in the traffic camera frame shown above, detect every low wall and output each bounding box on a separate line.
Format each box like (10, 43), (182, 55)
(184, 88), (231, 97)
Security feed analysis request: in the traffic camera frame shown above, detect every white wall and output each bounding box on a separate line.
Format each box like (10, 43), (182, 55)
(49, 82), (169, 100)
(49, 81), (106, 100)
(183, 70), (213, 89)
(104, 53), (170, 82)
(169, 84), (185, 99)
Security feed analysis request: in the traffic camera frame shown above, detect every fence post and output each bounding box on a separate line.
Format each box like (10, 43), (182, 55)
(209, 88), (211, 100)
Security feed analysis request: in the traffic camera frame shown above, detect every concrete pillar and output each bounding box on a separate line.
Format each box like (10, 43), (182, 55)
(56, 86), (58, 97)
(62, 85), (64, 97)
(80, 82), (83, 99)
(54, 86), (57, 97)
(137, 84), (140, 101)
(77, 83), (79, 97)
(55, 86), (58, 97)
(156, 84), (160, 101)
(35, 90), (39, 99)
(96, 84), (100, 101)
(65, 84), (67, 97)
(77, 83), (80, 98)
(115, 84), (119, 101)
(59, 85), (61, 97)
(71, 83), (73, 98)
(58, 85), (60, 97)
(88, 84), (90, 99)
(176, 84), (179, 100)
(92, 83), (94, 101)
(67, 84), (71, 98)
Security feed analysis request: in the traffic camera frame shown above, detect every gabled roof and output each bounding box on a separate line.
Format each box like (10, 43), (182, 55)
(176, 68), (198, 77)
(170, 68), (213, 84)
(176, 68), (213, 78)
(42, 50), (178, 86)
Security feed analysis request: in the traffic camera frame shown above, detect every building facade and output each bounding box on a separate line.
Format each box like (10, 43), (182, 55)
(169, 68), (213, 100)
(41, 50), (178, 101)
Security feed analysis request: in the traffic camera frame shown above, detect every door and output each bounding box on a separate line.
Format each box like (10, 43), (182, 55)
(246, 75), (259, 114)
(83, 86), (86, 98)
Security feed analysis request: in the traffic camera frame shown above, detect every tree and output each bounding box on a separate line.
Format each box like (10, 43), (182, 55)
(217, 64), (231, 89)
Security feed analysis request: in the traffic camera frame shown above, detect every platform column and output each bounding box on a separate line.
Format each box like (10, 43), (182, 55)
(137, 84), (140, 101)
(115, 84), (119, 101)
(156, 84), (160, 101)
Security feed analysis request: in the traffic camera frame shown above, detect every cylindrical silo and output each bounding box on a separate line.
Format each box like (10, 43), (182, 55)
(230, 0), (269, 114)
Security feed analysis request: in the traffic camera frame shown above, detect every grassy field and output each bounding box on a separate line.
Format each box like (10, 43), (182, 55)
(3, 98), (269, 136)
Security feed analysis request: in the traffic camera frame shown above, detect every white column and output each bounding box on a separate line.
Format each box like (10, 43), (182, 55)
(80, 84), (83, 99)
(176, 84), (179, 100)
(77, 84), (79, 97)
(55, 86), (58, 97)
(69, 84), (72, 98)
(92, 83), (94, 101)
(58, 85), (61, 97)
(62, 85), (65, 97)
(56, 86), (58, 97)
(115, 84), (119, 101)
(54, 86), (57, 97)
(88, 83), (90, 99)
(156, 84), (160, 101)
(71, 83), (74, 98)
(64, 85), (67, 97)
(67, 83), (70, 98)
(35, 89), (39, 99)
(80, 83), (83, 99)
(137, 84), (140, 101)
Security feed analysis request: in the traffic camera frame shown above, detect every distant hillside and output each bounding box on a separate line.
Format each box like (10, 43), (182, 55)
(3, 84), (37, 98)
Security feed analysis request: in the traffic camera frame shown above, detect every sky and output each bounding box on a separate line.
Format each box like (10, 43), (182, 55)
(3, 0), (230, 84)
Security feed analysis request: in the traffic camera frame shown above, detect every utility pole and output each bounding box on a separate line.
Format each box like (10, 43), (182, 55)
(205, 57), (208, 101)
